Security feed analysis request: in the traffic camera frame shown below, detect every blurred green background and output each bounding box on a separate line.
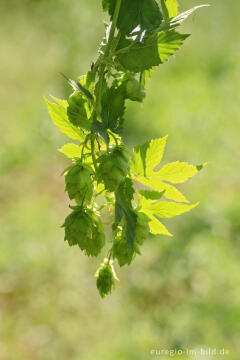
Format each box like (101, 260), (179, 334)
(0, 0), (240, 359)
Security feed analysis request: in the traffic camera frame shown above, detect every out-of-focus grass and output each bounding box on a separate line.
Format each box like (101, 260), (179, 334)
(0, 0), (240, 359)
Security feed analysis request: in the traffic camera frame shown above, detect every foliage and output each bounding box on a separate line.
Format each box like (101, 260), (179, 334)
(46, 0), (206, 297)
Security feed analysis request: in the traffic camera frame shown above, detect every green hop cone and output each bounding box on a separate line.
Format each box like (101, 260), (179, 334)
(97, 146), (129, 192)
(65, 163), (93, 205)
(62, 208), (105, 257)
(126, 79), (146, 102)
(112, 231), (140, 267)
(95, 259), (118, 298)
(136, 211), (150, 245)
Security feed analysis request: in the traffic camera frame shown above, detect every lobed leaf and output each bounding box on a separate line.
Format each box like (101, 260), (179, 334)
(150, 201), (199, 218)
(67, 92), (92, 131)
(108, 0), (162, 35)
(137, 177), (189, 203)
(132, 137), (202, 203)
(114, 178), (137, 253)
(139, 193), (198, 235)
(153, 161), (198, 184)
(131, 136), (167, 177)
(117, 31), (189, 72)
(101, 83), (126, 133)
(58, 143), (82, 159)
(145, 212), (172, 236)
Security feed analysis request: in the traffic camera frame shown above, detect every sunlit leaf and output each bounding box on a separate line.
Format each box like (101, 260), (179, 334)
(45, 98), (84, 141)
(58, 143), (82, 159)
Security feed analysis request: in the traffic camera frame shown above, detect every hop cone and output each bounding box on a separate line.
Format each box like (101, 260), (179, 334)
(95, 259), (118, 298)
(62, 208), (105, 257)
(112, 232), (140, 267)
(126, 79), (145, 102)
(65, 163), (93, 205)
(97, 146), (129, 192)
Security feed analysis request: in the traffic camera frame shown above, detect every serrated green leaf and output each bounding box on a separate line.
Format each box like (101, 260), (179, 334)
(108, 0), (162, 35)
(131, 136), (167, 177)
(146, 212), (172, 236)
(95, 82), (126, 137)
(58, 143), (82, 159)
(117, 31), (189, 72)
(138, 192), (198, 235)
(50, 96), (68, 108)
(67, 92), (92, 131)
(61, 73), (93, 101)
(150, 201), (199, 218)
(45, 98), (84, 141)
(137, 178), (188, 203)
(157, 181), (188, 203)
(154, 161), (198, 184)
(114, 178), (137, 253)
(138, 193), (171, 235)
(141, 67), (157, 86)
(161, 0), (179, 19)
(132, 139), (201, 203)
(159, 5), (209, 32)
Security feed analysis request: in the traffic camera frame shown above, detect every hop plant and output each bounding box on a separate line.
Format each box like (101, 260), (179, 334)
(95, 259), (118, 298)
(65, 163), (93, 205)
(97, 146), (129, 192)
(46, 0), (207, 297)
(62, 208), (105, 257)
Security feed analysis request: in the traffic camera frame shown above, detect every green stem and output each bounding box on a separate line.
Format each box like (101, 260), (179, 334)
(109, 131), (119, 146)
(111, 31), (122, 53)
(95, 0), (122, 113)
(105, 0), (122, 58)
(91, 135), (98, 172)
(81, 135), (89, 161)
(108, 248), (113, 261)
(92, 0), (122, 171)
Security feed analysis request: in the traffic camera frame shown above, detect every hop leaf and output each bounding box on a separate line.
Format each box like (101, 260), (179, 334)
(114, 178), (137, 254)
(67, 91), (92, 130)
(62, 208), (105, 257)
(136, 211), (150, 245)
(65, 163), (93, 205)
(116, 31), (189, 72)
(112, 210), (149, 266)
(97, 145), (129, 192)
(107, 0), (162, 35)
(95, 259), (118, 298)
